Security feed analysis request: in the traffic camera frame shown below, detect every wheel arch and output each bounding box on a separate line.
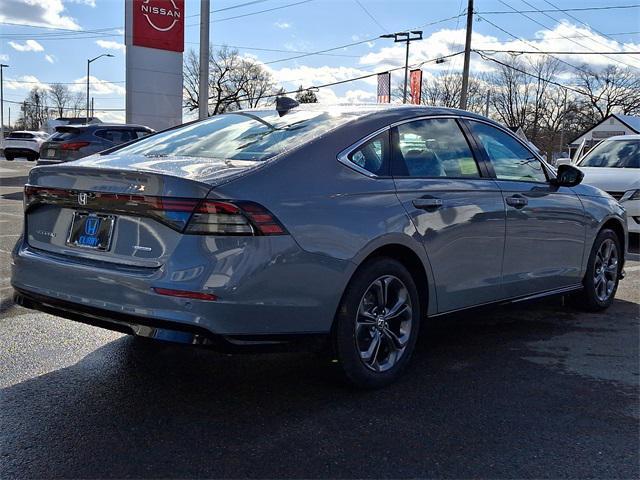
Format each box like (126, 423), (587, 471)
(600, 217), (626, 255)
(334, 240), (435, 336)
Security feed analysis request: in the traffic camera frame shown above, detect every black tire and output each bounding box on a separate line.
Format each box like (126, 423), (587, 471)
(27, 154), (37, 162)
(575, 228), (622, 312)
(332, 257), (421, 389)
(5, 154), (14, 161)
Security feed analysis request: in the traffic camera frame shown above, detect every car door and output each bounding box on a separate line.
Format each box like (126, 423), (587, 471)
(392, 117), (506, 312)
(465, 120), (587, 298)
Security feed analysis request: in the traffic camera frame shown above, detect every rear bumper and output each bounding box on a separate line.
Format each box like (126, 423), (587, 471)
(4, 147), (38, 157)
(11, 235), (352, 337)
(13, 287), (327, 352)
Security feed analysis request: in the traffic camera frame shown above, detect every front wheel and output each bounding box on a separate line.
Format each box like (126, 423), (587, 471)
(332, 258), (421, 388)
(577, 229), (622, 311)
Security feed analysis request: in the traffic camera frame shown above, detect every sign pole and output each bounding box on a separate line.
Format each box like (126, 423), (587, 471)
(199, 0), (210, 120)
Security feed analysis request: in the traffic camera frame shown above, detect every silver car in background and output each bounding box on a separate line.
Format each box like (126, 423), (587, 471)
(38, 123), (154, 165)
(12, 102), (627, 388)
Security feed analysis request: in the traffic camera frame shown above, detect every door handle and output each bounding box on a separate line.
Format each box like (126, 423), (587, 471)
(505, 195), (528, 208)
(413, 198), (443, 210)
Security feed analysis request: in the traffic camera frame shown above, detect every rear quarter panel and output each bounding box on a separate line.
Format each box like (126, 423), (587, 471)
(212, 113), (438, 315)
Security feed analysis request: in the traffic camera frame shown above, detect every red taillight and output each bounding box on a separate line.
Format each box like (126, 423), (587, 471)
(153, 288), (217, 301)
(60, 141), (90, 151)
(185, 200), (287, 236)
(23, 185), (287, 236)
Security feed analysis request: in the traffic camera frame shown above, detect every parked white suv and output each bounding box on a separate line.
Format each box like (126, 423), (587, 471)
(3, 131), (50, 161)
(577, 135), (640, 234)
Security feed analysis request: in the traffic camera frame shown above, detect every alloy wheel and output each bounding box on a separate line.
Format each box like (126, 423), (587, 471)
(594, 238), (618, 302)
(355, 275), (413, 372)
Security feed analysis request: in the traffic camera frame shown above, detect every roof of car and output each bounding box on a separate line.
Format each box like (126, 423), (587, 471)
(55, 123), (152, 130)
(9, 130), (46, 134)
(245, 103), (490, 122)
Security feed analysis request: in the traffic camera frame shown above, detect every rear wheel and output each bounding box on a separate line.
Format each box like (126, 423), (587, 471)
(576, 229), (621, 311)
(332, 257), (421, 388)
(5, 154), (13, 161)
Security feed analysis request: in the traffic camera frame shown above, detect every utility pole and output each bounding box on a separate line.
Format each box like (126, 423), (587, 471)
(86, 54), (113, 123)
(0, 64), (8, 149)
(380, 31), (423, 104)
(199, 0), (210, 120)
(484, 89), (491, 117)
(460, 0), (474, 110)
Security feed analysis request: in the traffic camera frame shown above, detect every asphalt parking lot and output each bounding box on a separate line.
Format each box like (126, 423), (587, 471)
(1, 159), (639, 479)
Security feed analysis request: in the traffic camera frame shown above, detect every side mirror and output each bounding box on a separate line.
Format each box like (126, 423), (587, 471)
(554, 164), (584, 187)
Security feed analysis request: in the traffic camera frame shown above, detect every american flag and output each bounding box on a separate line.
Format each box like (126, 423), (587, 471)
(377, 72), (391, 103)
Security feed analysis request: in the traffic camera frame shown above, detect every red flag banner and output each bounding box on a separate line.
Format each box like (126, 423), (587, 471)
(377, 72), (391, 103)
(409, 69), (422, 105)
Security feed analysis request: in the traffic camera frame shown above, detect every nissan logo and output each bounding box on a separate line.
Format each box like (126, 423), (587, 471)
(140, 0), (181, 32)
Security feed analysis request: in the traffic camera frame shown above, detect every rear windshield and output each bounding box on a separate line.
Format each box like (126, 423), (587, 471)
(114, 110), (355, 161)
(579, 139), (640, 168)
(8, 132), (34, 139)
(50, 129), (82, 141)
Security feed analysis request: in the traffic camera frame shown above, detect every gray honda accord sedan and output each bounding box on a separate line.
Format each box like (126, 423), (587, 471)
(11, 101), (627, 388)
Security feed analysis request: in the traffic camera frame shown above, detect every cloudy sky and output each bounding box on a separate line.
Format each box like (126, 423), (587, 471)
(1, 0), (639, 123)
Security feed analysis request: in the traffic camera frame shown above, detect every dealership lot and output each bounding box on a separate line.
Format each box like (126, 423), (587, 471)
(1, 159), (638, 478)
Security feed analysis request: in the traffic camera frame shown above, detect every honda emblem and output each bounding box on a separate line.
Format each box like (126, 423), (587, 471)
(78, 192), (88, 206)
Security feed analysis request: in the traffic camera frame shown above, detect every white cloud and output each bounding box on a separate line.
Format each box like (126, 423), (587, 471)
(5, 75), (51, 91)
(274, 21), (291, 29)
(70, 76), (125, 96)
(44, 54), (55, 63)
(96, 40), (125, 51)
(0, 54), (9, 62)
(8, 40), (45, 52)
(66, 0), (96, 6)
(0, 0), (81, 30)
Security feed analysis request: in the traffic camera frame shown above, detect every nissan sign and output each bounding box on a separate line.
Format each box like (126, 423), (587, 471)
(133, 0), (184, 52)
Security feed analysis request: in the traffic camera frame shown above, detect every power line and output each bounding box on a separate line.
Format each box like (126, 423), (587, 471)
(259, 13), (464, 66)
(477, 14), (593, 76)
(478, 4), (640, 14)
(513, 0), (639, 69)
(354, 0), (388, 33)
(542, 0), (640, 68)
(186, 0), (314, 26)
(474, 51), (590, 97)
(477, 49), (640, 55)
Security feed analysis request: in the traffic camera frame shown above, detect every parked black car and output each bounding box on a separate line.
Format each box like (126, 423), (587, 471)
(38, 124), (154, 165)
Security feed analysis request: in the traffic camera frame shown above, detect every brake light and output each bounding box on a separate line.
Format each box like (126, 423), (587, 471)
(60, 141), (90, 151)
(23, 185), (287, 236)
(185, 200), (287, 236)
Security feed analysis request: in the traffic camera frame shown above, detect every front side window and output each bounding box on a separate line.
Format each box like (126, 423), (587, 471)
(579, 139), (640, 168)
(468, 121), (547, 183)
(115, 110), (354, 161)
(348, 132), (389, 176)
(393, 118), (480, 178)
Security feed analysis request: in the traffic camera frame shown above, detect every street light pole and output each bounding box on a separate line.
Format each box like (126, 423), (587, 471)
(86, 54), (114, 123)
(380, 31), (423, 104)
(0, 64), (8, 149)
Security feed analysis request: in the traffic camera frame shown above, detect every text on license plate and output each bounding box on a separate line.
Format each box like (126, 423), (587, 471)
(66, 212), (116, 251)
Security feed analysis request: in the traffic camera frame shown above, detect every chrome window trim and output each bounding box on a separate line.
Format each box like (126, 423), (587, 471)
(336, 113), (555, 181)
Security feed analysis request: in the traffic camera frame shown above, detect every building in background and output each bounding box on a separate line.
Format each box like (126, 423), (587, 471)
(569, 114), (640, 158)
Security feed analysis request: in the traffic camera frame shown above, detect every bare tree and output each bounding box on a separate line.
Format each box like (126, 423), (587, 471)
(184, 46), (276, 115)
(48, 83), (72, 118)
(575, 64), (640, 121)
(17, 87), (49, 130)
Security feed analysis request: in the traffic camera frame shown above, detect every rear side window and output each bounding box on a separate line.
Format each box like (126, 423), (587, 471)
(95, 129), (136, 143)
(134, 129), (152, 139)
(347, 132), (389, 176)
(393, 118), (480, 178)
